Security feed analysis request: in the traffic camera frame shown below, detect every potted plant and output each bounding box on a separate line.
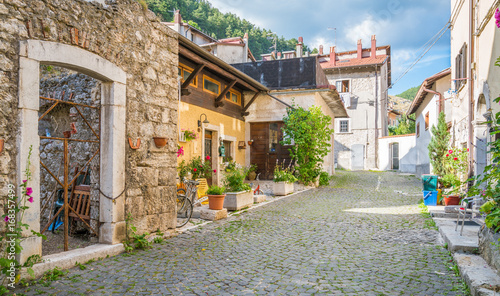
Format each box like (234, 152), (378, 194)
(247, 164), (258, 181)
(273, 162), (297, 196)
(222, 163), (252, 210)
(441, 148), (469, 206)
(188, 156), (211, 179)
(182, 129), (197, 142)
(441, 173), (462, 205)
(206, 185), (226, 210)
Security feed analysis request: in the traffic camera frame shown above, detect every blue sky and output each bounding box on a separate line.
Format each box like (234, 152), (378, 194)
(208, 0), (451, 96)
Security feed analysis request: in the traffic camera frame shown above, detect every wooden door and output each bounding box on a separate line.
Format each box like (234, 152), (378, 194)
(250, 122), (292, 180)
(204, 131), (213, 185)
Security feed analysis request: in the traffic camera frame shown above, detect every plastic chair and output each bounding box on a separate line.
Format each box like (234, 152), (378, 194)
(195, 178), (209, 205)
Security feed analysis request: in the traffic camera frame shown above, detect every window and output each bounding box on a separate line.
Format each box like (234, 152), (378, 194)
(225, 89), (241, 105)
(425, 112), (429, 130)
(416, 122), (420, 137)
(203, 75), (220, 95)
(455, 43), (467, 90)
(335, 80), (350, 93)
(223, 140), (232, 162)
(178, 64), (197, 87)
(339, 119), (350, 133)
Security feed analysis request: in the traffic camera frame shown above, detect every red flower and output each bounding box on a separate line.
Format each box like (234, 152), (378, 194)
(467, 148), (470, 152)
(193, 168), (197, 172)
(446, 154), (449, 157)
(448, 150), (453, 154)
(206, 155), (211, 160)
(453, 157), (458, 161)
(213, 169), (217, 173)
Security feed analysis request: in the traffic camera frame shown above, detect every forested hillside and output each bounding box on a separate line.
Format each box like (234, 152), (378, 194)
(145, 0), (311, 59)
(396, 86), (420, 100)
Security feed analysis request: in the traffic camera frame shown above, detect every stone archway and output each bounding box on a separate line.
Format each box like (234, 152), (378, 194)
(475, 94), (488, 176)
(18, 40), (126, 263)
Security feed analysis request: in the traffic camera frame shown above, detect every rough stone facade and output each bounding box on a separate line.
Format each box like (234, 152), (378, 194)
(0, 0), (179, 258)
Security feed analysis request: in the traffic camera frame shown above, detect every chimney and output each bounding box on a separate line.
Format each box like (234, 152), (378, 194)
(330, 46), (336, 66)
(174, 10), (182, 24)
(243, 33), (249, 62)
(296, 36), (303, 58)
(277, 52), (282, 60)
(371, 35), (376, 58)
(357, 39), (362, 59)
(319, 45), (323, 55)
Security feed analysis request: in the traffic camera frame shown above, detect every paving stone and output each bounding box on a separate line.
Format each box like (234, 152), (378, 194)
(11, 171), (468, 295)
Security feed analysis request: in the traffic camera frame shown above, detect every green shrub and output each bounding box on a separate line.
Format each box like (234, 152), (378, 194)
(273, 162), (297, 183)
(319, 172), (331, 186)
(206, 185), (226, 195)
(224, 164), (251, 192)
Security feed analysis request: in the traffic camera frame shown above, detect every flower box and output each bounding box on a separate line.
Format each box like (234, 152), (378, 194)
(273, 182), (294, 196)
(223, 190), (253, 211)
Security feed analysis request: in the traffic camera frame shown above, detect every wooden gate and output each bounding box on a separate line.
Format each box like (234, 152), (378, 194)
(250, 122), (292, 180)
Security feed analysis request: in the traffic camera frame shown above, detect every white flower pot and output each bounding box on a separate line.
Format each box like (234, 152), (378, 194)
(273, 182), (294, 196)
(223, 190), (253, 211)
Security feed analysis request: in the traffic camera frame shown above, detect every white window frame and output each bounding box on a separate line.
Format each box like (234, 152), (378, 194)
(337, 118), (351, 134)
(335, 79), (351, 93)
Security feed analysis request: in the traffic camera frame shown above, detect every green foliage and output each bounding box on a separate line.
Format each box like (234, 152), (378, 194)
(39, 267), (67, 287)
(187, 156), (212, 179)
(144, 0), (310, 58)
(75, 262), (87, 270)
(206, 185), (226, 195)
(281, 104), (334, 184)
(273, 162), (297, 183)
(396, 86), (420, 100)
(388, 114), (416, 136)
(440, 174), (460, 189)
(124, 213), (152, 252)
(318, 172), (332, 186)
(23, 255), (44, 268)
(223, 164), (250, 192)
(428, 112), (450, 177)
(153, 236), (164, 244)
(177, 160), (190, 181)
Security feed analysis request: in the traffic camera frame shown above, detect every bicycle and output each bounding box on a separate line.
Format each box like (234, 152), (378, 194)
(176, 179), (199, 228)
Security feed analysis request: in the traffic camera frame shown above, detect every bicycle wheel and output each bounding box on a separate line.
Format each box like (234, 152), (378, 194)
(176, 195), (193, 228)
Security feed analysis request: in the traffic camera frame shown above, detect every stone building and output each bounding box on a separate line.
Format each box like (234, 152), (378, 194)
(317, 36), (391, 170)
(0, 0), (179, 263)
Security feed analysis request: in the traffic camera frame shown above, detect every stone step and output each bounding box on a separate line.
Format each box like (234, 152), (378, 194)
(454, 253), (500, 296)
(434, 218), (480, 252)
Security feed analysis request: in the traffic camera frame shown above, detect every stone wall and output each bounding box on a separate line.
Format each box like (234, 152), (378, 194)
(0, 0), (179, 253)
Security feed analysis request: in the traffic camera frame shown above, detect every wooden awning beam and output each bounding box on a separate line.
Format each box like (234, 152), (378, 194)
(181, 64), (205, 90)
(179, 46), (259, 92)
(216, 80), (236, 103)
(242, 92), (261, 113)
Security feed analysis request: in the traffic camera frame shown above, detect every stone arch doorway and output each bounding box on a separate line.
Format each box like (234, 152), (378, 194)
(18, 40), (126, 263)
(475, 94), (489, 176)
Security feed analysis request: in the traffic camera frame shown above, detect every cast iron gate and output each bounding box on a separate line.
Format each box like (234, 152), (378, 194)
(39, 94), (100, 251)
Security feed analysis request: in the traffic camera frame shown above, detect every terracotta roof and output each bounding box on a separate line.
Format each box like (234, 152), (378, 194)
(320, 55), (388, 69)
(407, 68), (451, 115)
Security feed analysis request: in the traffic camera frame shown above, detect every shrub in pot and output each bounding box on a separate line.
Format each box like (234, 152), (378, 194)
(273, 164), (297, 196)
(206, 185), (226, 210)
(223, 164), (252, 210)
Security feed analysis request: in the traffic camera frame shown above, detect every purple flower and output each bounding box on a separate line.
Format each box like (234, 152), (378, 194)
(22, 179), (27, 183)
(495, 8), (500, 28)
(28, 196), (34, 203)
(4, 216), (9, 222)
(26, 187), (33, 196)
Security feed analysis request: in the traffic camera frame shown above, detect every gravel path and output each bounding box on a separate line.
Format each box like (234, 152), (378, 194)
(14, 171), (468, 295)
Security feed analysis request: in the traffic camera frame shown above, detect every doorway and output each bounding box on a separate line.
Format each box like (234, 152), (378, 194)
(351, 144), (365, 170)
(204, 131), (213, 185)
(250, 122), (292, 180)
(391, 143), (400, 170)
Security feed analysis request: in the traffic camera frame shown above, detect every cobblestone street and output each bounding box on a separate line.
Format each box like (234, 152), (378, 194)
(15, 171), (468, 295)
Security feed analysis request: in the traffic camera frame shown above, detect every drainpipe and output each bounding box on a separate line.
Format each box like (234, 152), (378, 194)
(468, 0), (475, 178)
(423, 87), (443, 114)
(375, 65), (379, 169)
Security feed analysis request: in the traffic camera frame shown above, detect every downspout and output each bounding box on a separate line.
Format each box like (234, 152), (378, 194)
(423, 87), (443, 114)
(468, 0), (475, 178)
(375, 65), (379, 169)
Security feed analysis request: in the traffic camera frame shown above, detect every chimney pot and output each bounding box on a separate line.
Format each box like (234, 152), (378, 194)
(174, 10), (182, 24)
(357, 39), (362, 59)
(298, 36), (303, 43)
(296, 37), (304, 58)
(319, 45), (323, 55)
(277, 52), (282, 59)
(371, 35), (377, 58)
(330, 46), (336, 66)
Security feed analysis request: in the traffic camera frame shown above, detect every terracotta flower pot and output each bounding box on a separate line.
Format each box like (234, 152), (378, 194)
(153, 137), (167, 148)
(444, 195), (461, 206)
(208, 194), (226, 210)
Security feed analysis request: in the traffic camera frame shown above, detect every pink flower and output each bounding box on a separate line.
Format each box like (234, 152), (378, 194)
(495, 8), (500, 28)
(213, 169), (217, 173)
(206, 155), (211, 160)
(26, 187), (33, 196)
(448, 150), (453, 154)
(4, 216), (9, 222)
(467, 148), (469, 152)
(22, 179), (27, 183)
(193, 168), (197, 172)
(177, 146), (184, 157)
(454, 157), (458, 161)
(28, 196), (34, 203)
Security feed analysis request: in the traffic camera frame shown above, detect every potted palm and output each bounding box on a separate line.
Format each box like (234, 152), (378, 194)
(273, 164), (297, 196)
(206, 185), (226, 210)
(223, 163), (252, 210)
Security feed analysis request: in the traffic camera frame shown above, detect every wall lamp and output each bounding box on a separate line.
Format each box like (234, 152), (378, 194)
(198, 113), (209, 128)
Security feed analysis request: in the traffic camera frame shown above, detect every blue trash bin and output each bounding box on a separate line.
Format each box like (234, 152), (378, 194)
(423, 190), (438, 206)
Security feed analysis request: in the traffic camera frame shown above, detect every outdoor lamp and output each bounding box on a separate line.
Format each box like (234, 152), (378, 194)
(198, 113), (209, 128)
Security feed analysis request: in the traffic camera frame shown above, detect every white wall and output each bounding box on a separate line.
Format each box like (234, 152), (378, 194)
(379, 135), (417, 173)
(415, 93), (439, 177)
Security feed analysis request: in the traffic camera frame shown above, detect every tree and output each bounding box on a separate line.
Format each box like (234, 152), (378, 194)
(388, 114), (416, 136)
(428, 112), (450, 177)
(281, 104), (334, 184)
